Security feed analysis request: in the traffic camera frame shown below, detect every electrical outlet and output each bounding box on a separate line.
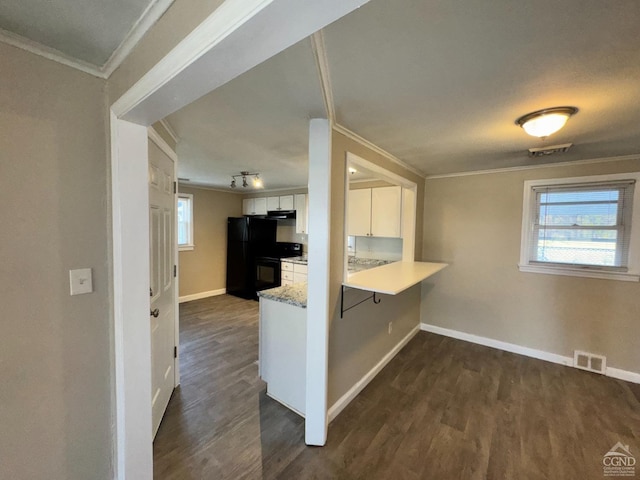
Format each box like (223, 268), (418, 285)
(388, 322), (393, 334)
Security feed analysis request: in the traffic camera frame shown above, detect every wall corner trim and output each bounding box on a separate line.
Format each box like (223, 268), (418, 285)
(328, 324), (420, 423)
(178, 288), (226, 303)
(420, 323), (640, 385)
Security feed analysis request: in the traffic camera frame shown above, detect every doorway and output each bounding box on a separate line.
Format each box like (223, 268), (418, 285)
(110, 1), (369, 478)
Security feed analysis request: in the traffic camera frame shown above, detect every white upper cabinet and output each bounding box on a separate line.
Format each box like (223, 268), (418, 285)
(267, 195), (294, 211)
(295, 194), (308, 234)
(280, 195), (294, 210)
(267, 196), (280, 211)
(243, 197), (267, 215)
(348, 189), (371, 237)
(348, 186), (402, 238)
(371, 186), (402, 237)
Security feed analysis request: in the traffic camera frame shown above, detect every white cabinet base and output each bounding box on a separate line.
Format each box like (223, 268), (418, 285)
(259, 297), (307, 415)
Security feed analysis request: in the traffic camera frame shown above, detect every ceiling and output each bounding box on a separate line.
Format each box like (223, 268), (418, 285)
(168, 0), (640, 191)
(3, 0), (637, 185)
(0, 0), (173, 73)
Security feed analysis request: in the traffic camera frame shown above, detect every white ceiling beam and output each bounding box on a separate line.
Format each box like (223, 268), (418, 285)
(114, 0), (372, 124)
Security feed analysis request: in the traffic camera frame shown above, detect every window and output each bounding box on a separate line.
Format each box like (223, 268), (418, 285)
(519, 173), (640, 281)
(177, 193), (194, 251)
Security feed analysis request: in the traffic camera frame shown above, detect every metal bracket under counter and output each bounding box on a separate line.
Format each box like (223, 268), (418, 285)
(340, 261), (448, 318)
(340, 285), (381, 318)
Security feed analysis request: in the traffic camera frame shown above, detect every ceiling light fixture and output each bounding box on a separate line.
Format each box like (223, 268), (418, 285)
(348, 167), (357, 174)
(516, 106), (578, 138)
(230, 171), (263, 189)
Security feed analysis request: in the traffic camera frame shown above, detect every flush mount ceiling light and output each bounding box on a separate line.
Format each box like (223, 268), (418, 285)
(230, 171), (263, 189)
(348, 167), (357, 174)
(516, 106), (578, 138)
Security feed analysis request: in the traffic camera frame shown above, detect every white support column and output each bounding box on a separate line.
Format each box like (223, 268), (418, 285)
(111, 115), (153, 479)
(305, 118), (332, 445)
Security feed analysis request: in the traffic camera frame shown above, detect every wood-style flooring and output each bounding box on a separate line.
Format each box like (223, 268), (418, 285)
(153, 294), (640, 479)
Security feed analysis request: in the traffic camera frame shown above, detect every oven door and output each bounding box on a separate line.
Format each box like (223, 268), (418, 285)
(255, 256), (281, 292)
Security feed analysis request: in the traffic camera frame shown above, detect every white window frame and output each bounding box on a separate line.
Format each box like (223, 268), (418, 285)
(177, 193), (194, 251)
(519, 172), (640, 282)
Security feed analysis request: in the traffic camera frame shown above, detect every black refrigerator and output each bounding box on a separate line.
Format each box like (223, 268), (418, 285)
(226, 217), (277, 299)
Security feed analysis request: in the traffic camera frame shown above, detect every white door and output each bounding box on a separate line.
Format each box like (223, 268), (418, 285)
(148, 139), (176, 438)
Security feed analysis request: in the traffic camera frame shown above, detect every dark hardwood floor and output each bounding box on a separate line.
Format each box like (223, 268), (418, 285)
(153, 294), (640, 479)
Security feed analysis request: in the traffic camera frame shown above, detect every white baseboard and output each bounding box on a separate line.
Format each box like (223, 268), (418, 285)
(328, 324), (420, 422)
(179, 288), (226, 303)
(606, 367), (640, 384)
(420, 323), (639, 385)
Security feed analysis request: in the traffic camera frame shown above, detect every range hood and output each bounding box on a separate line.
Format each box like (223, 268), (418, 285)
(267, 210), (296, 219)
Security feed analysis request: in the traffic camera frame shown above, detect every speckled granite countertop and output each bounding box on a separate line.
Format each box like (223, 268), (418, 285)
(281, 255), (308, 265)
(258, 258), (397, 307)
(348, 257), (394, 273)
(258, 283), (308, 308)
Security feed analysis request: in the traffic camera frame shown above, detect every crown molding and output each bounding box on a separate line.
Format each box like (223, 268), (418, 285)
(310, 30), (335, 124)
(0, 27), (105, 78)
(158, 118), (180, 144)
(147, 126), (177, 162)
(0, 0), (174, 79)
(101, 0), (175, 78)
(424, 153), (640, 180)
(333, 123), (426, 178)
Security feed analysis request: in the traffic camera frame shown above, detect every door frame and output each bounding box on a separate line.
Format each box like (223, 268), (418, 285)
(109, 1), (370, 478)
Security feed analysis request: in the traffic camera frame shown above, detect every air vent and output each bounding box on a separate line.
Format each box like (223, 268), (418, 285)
(177, 177), (190, 182)
(528, 143), (573, 157)
(574, 350), (606, 374)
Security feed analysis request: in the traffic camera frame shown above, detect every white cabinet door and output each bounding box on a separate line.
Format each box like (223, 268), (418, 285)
(254, 197), (267, 215)
(293, 272), (307, 284)
(348, 188), (372, 236)
(280, 195), (294, 210)
(267, 196), (280, 211)
(294, 194), (308, 234)
(371, 186), (402, 237)
(242, 198), (253, 215)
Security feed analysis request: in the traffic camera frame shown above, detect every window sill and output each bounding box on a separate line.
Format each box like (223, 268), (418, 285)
(179, 245), (195, 252)
(518, 264), (640, 282)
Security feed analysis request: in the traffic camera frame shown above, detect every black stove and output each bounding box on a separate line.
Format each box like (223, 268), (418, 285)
(254, 242), (303, 296)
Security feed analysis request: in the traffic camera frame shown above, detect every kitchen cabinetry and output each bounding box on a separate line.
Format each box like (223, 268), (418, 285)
(281, 261), (307, 286)
(243, 197), (267, 216)
(259, 296), (306, 415)
(267, 195), (294, 211)
(348, 186), (402, 238)
(294, 194), (308, 234)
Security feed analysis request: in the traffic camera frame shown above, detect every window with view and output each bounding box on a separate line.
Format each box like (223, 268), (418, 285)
(519, 173), (640, 281)
(177, 193), (194, 250)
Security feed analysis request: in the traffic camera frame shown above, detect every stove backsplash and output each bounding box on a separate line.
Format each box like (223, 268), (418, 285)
(276, 220), (307, 253)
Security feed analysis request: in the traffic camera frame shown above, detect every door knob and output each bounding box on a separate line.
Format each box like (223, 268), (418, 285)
(150, 308), (160, 317)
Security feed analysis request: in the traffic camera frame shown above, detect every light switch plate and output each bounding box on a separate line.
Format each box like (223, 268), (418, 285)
(70, 268), (93, 295)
